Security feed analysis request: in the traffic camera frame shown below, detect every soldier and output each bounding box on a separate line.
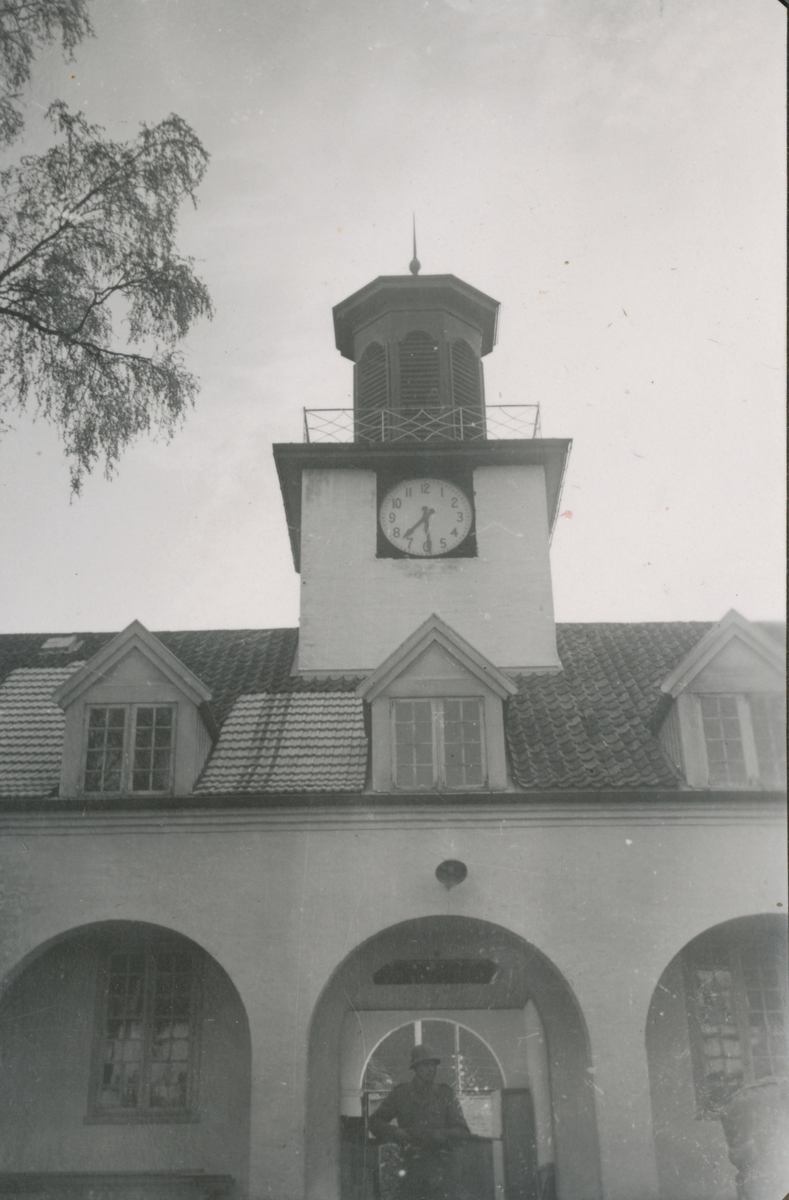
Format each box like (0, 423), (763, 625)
(369, 1042), (471, 1200)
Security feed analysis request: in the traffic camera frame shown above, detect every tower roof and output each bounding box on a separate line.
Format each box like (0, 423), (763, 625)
(332, 274), (500, 360)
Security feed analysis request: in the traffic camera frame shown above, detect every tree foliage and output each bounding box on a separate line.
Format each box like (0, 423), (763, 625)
(0, 107), (213, 492)
(0, 1), (212, 490)
(1, 0), (93, 147)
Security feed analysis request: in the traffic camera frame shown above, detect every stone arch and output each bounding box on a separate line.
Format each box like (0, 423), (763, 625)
(0, 920), (251, 1196)
(305, 914), (601, 1200)
(646, 913), (788, 1200)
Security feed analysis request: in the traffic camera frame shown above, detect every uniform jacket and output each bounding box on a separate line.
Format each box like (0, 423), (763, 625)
(370, 1081), (471, 1152)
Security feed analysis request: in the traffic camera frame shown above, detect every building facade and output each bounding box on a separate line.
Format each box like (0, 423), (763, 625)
(0, 267), (785, 1200)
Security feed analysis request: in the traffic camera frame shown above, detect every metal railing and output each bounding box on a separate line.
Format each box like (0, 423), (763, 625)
(302, 405), (541, 444)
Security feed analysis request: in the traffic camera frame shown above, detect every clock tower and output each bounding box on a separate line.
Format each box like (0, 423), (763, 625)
(274, 263), (570, 675)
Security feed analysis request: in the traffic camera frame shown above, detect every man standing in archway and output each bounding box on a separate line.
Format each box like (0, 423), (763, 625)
(369, 1043), (471, 1200)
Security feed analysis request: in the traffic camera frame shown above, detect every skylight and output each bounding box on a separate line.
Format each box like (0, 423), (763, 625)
(41, 636), (82, 653)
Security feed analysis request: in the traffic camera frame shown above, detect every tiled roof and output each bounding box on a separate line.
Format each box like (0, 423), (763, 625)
(0, 620), (783, 798)
(195, 693), (368, 793)
(507, 623), (712, 790)
(0, 629), (360, 730)
(0, 665), (83, 797)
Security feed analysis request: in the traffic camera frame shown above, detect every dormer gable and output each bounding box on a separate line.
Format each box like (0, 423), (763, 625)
(53, 621), (216, 799)
(656, 611), (786, 790)
(358, 614), (516, 792)
(659, 610), (784, 698)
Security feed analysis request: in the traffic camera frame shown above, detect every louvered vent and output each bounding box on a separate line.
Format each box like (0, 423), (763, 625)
(357, 342), (388, 409)
(399, 331), (440, 407)
(450, 339), (481, 409)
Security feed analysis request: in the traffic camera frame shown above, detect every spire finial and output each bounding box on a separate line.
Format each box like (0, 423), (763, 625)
(409, 214), (421, 276)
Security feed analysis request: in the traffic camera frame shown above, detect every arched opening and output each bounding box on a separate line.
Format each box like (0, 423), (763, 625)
(450, 338), (485, 438)
(354, 1019), (528, 1200)
(646, 913), (788, 1200)
(306, 916), (601, 1200)
(357, 342), (388, 411)
(0, 921), (251, 1199)
(399, 331), (440, 408)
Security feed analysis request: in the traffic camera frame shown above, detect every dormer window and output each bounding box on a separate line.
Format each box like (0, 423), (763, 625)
(393, 698), (485, 790)
(84, 704), (175, 794)
(657, 611), (786, 791)
(358, 615), (516, 793)
(54, 621), (214, 800)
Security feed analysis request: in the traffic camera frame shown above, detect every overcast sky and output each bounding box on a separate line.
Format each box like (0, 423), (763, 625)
(0, 0), (784, 634)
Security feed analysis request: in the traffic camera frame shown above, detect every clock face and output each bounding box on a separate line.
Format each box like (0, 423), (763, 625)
(379, 478), (472, 557)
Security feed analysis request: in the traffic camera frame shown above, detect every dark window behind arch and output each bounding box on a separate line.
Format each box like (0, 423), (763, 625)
(683, 920), (789, 1114)
(399, 331), (440, 407)
(358, 342), (388, 410)
(450, 339), (481, 410)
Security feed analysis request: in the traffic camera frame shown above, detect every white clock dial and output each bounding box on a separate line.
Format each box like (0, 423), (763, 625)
(380, 478), (472, 557)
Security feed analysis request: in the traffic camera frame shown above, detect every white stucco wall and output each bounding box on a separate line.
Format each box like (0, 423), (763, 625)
(0, 800), (784, 1200)
(298, 464), (560, 672)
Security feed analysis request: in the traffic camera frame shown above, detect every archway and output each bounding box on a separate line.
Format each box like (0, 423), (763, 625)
(306, 915), (601, 1200)
(353, 1018), (528, 1200)
(646, 913), (788, 1200)
(0, 921), (251, 1198)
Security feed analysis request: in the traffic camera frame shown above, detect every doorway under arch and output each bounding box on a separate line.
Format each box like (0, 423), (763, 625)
(305, 915), (601, 1200)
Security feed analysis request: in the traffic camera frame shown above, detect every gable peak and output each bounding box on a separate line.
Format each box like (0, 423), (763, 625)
(357, 613), (518, 701)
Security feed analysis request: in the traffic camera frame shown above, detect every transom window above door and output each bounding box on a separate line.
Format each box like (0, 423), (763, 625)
(364, 1019), (503, 1110)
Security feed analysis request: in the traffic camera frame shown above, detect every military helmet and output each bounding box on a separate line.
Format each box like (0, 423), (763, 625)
(410, 1042), (441, 1068)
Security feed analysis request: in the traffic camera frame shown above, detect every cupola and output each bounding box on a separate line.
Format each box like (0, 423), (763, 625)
(276, 246), (567, 677)
(332, 263), (499, 444)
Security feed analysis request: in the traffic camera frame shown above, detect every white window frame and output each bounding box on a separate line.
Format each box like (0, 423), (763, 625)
(82, 703), (177, 796)
(695, 693), (785, 788)
(390, 697), (487, 791)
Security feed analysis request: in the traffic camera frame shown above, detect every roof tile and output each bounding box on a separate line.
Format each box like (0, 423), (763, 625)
(0, 665), (83, 797)
(2, 619), (775, 797)
(195, 693), (368, 794)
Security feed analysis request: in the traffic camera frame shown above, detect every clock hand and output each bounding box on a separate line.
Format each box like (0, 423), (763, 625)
(423, 507), (434, 554)
(404, 506), (435, 539)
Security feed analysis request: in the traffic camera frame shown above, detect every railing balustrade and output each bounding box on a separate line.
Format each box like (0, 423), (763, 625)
(302, 405), (541, 444)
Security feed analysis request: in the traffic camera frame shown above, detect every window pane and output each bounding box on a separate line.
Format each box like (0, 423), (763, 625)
(393, 700), (435, 789)
(98, 953), (147, 1109)
(443, 699), (484, 789)
(688, 962), (745, 1109)
(741, 942), (789, 1080)
(98, 947), (195, 1113)
(363, 1023), (417, 1107)
(84, 708), (127, 793)
(749, 695), (787, 787)
(457, 1025), (504, 1094)
(147, 953), (194, 1109)
(687, 933), (789, 1114)
(131, 706), (174, 792)
(699, 696), (747, 786)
